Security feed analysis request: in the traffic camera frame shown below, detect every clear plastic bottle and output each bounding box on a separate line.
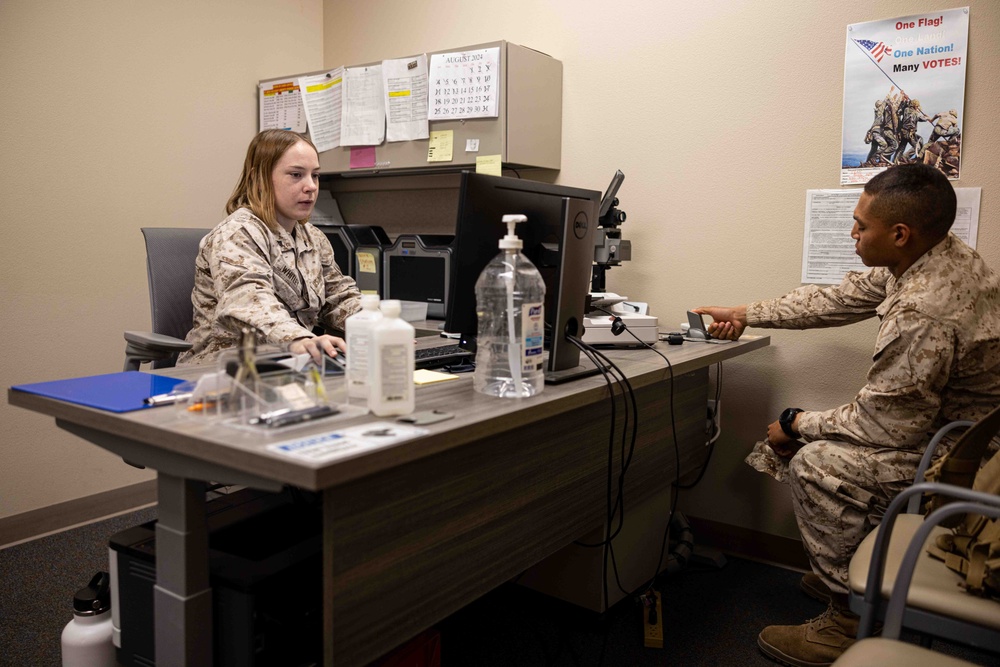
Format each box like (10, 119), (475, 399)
(345, 294), (382, 402)
(473, 214), (546, 398)
(368, 299), (415, 416)
(61, 572), (116, 667)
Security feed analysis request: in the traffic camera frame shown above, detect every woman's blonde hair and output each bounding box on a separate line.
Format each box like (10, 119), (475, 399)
(226, 130), (319, 229)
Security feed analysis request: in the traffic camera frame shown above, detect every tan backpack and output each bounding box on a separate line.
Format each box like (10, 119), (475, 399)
(924, 403), (1000, 599)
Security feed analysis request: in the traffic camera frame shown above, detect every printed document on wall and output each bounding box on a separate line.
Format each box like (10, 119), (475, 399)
(429, 47), (500, 120)
(299, 68), (344, 152)
(341, 65), (385, 146)
(259, 79), (306, 132)
(801, 188), (979, 284)
(383, 55), (429, 142)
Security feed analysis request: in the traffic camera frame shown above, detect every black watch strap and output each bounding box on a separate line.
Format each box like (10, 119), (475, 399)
(779, 408), (804, 438)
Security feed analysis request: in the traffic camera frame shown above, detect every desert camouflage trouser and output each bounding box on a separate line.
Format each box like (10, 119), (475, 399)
(746, 440), (922, 594)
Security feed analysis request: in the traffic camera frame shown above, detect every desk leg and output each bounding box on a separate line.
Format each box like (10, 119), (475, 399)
(153, 473), (212, 666)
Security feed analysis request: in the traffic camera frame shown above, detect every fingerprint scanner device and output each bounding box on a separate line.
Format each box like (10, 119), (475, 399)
(109, 489), (322, 667)
(383, 234), (453, 319)
(313, 224), (390, 289)
(582, 293), (659, 345)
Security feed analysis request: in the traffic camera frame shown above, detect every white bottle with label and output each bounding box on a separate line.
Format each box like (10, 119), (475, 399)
(345, 294), (382, 402)
(473, 214), (546, 398)
(368, 299), (415, 416)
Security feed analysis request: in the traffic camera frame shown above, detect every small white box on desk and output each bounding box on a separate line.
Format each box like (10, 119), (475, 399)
(582, 313), (659, 345)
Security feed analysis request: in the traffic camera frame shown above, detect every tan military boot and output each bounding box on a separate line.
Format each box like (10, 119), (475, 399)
(757, 594), (859, 667)
(798, 571), (832, 604)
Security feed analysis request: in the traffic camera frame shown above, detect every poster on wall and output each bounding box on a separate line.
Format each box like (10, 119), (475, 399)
(840, 7), (969, 185)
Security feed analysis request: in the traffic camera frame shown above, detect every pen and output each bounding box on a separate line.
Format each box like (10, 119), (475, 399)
(261, 404), (339, 428)
(144, 391), (193, 406)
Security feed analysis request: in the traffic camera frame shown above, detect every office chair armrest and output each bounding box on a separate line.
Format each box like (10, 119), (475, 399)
(908, 420), (976, 513)
(882, 489), (1000, 639)
(123, 330), (192, 371)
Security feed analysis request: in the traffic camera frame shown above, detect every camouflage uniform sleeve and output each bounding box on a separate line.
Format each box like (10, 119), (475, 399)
(746, 268), (891, 329)
(796, 310), (956, 449)
(211, 225), (315, 343)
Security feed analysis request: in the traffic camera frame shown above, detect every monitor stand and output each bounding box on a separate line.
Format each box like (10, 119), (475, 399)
(544, 359), (606, 385)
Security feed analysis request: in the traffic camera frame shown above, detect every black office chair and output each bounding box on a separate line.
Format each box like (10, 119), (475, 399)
(123, 227), (210, 371)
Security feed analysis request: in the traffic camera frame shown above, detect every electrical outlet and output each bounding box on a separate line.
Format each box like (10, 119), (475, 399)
(643, 590), (663, 648)
(706, 399), (721, 438)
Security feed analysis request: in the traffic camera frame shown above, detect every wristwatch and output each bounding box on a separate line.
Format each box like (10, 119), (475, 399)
(779, 408), (804, 438)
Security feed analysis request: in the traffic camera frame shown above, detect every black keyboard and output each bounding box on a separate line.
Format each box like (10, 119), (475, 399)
(414, 344), (473, 369)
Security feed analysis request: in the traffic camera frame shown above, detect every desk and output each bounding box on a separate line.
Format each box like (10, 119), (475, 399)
(9, 336), (767, 666)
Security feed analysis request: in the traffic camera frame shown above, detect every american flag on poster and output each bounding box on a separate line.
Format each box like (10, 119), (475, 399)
(854, 38), (890, 63)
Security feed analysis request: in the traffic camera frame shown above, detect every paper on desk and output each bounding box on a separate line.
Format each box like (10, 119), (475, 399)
(383, 55), (429, 142)
(259, 78), (306, 133)
(801, 188), (980, 285)
(341, 65), (385, 146)
(298, 68), (343, 152)
(267, 421), (428, 464)
(413, 369), (459, 385)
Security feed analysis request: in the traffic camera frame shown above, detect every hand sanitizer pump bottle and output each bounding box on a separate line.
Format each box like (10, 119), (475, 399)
(473, 214), (546, 398)
(368, 299), (415, 416)
(345, 294), (382, 402)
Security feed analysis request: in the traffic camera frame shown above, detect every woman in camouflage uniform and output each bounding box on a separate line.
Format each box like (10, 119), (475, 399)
(178, 130), (362, 366)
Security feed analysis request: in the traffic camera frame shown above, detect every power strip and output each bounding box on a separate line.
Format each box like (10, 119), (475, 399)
(643, 590), (663, 649)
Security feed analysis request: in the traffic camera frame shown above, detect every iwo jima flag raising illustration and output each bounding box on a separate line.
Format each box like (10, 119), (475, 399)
(840, 7), (969, 185)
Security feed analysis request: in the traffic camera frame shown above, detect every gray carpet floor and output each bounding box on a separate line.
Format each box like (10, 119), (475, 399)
(1, 506), (997, 666)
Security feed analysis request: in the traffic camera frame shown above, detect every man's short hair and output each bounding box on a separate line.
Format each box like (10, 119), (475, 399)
(864, 164), (957, 240)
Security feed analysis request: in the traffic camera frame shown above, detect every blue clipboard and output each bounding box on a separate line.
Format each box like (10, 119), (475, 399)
(11, 371), (186, 413)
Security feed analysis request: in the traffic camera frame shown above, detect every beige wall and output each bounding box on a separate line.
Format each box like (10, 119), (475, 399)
(2, 0), (997, 548)
(0, 0), (324, 521)
(323, 0), (999, 541)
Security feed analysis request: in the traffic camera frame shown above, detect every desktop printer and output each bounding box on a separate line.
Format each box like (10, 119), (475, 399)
(383, 234), (454, 319)
(109, 489), (322, 667)
(583, 297), (659, 346)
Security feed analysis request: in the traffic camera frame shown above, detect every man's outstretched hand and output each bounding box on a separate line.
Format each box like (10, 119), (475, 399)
(693, 306), (748, 340)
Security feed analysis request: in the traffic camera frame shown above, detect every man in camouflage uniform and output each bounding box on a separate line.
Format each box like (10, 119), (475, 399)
(696, 163), (1000, 666)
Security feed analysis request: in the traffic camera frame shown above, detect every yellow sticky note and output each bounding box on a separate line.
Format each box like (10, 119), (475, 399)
(356, 251), (376, 273)
(413, 369), (460, 385)
(476, 154), (502, 176)
(427, 130), (454, 162)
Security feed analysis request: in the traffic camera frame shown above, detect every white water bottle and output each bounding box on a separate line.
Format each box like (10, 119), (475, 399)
(61, 572), (116, 667)
(345, 294), (382, 402)
(368, 299), (415, 416)
(473, 214), (546, 398)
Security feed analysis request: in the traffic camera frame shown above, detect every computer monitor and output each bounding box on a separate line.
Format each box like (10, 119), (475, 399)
(445, 172), (600, 382)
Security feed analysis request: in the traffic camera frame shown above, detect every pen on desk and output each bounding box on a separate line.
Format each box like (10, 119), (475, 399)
(261, 404), (339, 428)
(144, 391), (193, 407)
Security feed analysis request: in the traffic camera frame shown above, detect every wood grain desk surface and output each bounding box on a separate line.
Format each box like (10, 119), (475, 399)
(8, 336), (768, 492)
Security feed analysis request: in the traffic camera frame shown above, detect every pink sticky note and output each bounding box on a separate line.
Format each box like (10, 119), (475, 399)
(350, 146), (377, 169)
